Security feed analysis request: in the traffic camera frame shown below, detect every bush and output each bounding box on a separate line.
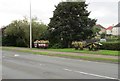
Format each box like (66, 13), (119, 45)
(100, 42), (120, 51)
(72, 41), (85, 50)
(16, 38), (26, 47)
(86, 42), (102, 51)
(51, 43), (63, 49)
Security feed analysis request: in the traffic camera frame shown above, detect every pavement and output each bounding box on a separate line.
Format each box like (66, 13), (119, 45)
(2, 50), (118, 79)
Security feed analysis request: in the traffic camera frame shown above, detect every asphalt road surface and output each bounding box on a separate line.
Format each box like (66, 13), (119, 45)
(0, 49), (2, 80)
(2, 50), (118, 79)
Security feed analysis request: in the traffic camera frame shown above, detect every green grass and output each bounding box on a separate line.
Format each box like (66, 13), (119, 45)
(1, 46), (119, 56)
(54, 54), (118, 63)
(2, 47), (49, 55)
(47, 48), (119, 56)
(2, 46), (119, 63)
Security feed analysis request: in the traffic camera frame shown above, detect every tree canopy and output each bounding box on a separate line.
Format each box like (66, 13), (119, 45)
(92, 25), (101, 36)
(2, 17), (48, 47)
(48, 2), (96, 48)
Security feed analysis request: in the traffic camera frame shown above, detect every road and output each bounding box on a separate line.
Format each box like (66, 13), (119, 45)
(0, 63), (1, 80)
(2, 50), (118, 79)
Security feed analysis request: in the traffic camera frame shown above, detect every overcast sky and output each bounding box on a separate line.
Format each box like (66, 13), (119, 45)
(0, 0), (119, 28)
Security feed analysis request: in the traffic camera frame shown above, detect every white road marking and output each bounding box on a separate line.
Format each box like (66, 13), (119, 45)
(14, 54), (19, 57)
(64, 68), (72, 71)
(74, 71), (117, 79)
(64, 68), (117, 79)
(39, 64), (42, 66)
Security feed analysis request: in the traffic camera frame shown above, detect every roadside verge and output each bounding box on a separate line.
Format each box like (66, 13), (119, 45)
(1, 47), (119, 63)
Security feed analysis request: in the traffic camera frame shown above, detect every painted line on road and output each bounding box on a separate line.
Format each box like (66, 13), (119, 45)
(14, 54), (19, 57)
(64, 68), (118, 79)
(39, 64), (42, 66)
(74, 70), (117, 79)
(64, 68), (72, 71)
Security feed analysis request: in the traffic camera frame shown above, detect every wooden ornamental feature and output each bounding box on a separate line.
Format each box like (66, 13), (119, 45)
(34, 40), (49, 49)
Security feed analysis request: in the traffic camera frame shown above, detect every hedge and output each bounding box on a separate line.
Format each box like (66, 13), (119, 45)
(100, 42), (120, 51)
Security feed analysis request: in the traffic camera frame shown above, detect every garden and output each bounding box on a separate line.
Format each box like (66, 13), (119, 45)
(33, 39), (119, 56)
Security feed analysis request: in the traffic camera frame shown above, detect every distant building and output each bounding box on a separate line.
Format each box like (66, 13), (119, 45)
(106, 26), (113, 35)
(94, 24), (106, 34)
(97, 24), (106, 34)
(112, 23), (120, 36)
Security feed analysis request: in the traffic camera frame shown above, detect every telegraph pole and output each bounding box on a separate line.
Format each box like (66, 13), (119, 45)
(30, 0), (32, 48)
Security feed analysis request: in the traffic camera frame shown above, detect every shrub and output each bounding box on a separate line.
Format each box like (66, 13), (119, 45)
(51, 43), (63, 49)
(86, 42), (102, 51)
(16, 38), (26, 47)
(100, 42), (120, 51)
(72, 41), (85, 50)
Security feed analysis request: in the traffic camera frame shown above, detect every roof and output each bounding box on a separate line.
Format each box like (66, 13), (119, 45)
(114, 23), (120, 27)
(95, 24), (106, 29)
(106, 26), (113, 30)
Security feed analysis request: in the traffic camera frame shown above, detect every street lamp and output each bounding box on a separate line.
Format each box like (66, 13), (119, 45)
(30, 0), (32, 48)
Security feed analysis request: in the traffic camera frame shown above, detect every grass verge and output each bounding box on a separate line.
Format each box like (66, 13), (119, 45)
(2, 47), (119, 63)
(47, 48), (119, 56)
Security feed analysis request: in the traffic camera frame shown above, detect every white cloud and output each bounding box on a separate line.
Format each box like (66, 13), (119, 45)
(86, 0), (119, 2)
(87, 1), (118, 27)
(0, 0), (119, 28)
(0, 0), (62, 27)
(90, 10), (107, 18)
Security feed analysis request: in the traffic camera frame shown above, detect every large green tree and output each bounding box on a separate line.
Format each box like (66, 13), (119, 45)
(48, 2), (96, 48)
(2, 17), (48, 47)
(3, 19), (29, 47)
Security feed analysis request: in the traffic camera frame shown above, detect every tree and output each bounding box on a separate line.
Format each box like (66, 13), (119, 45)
(66, 0), (85, 2)
(31, 18), (48, 41)
(92, 25), (101, 36)
(100, 33), (106, 39)
(3, 17), (48, 47)
(48, 2), (96, 48)
(4, 19), (29, 47)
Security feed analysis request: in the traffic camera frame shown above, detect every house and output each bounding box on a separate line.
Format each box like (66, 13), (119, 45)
(94, 24), (106, 34)
(106, 26), (113, 35)
(96, 24), (106, 34)
(112, 23), (120, 36)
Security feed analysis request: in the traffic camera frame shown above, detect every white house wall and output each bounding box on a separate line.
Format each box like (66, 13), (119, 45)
(106, 30), (112, 35)
(112, 27), (120, 36)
